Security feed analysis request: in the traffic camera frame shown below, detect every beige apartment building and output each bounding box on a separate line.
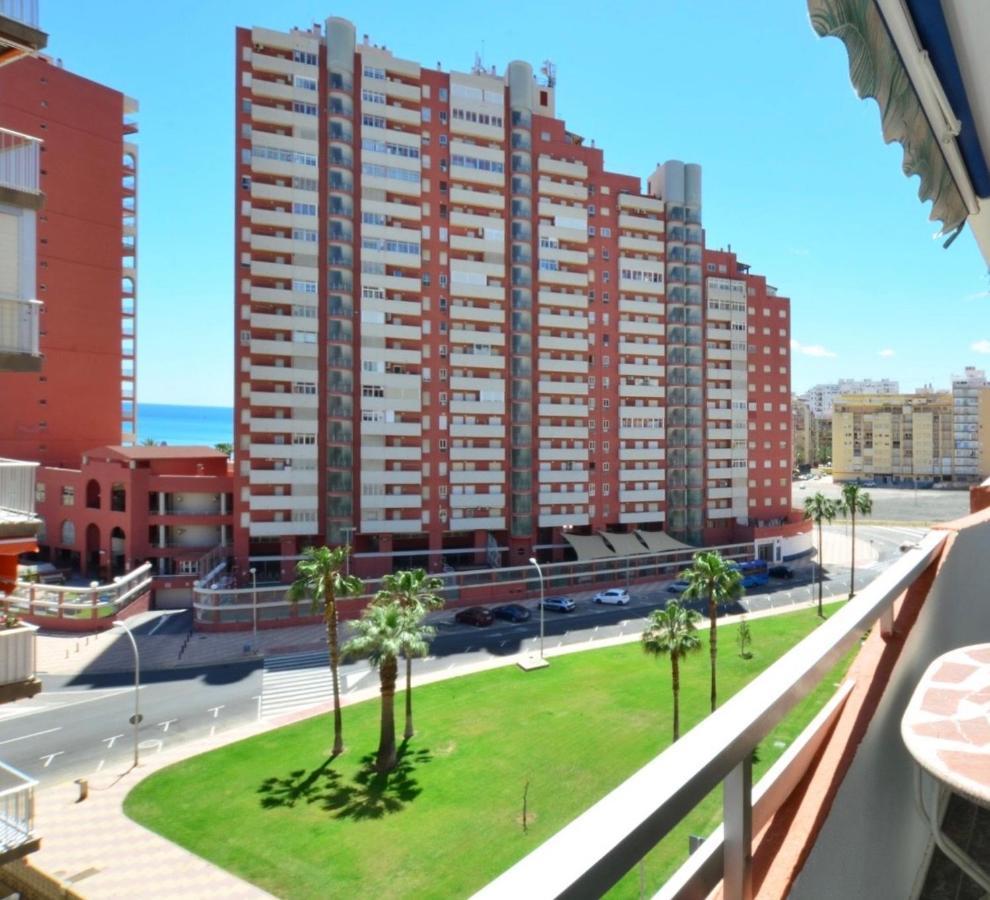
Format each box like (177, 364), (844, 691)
(832, 392), (956, 484)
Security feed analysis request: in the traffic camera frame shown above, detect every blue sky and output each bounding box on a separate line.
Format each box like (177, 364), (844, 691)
(43, 0), (990, 406)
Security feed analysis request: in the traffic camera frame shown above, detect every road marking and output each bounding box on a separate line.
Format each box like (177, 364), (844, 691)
(210, 725), (216, 737)
(207, 705), (224, 718)
(102, 734), (124, 750)
(39, 751), (64, 768)
(148, 616), (169, 636)
(0, 726), (62, 746)
(0, 687), (137, 723)
(138, 739), (164, 753)
(96, 759), (105, 772)
(157, 719), (178, 733)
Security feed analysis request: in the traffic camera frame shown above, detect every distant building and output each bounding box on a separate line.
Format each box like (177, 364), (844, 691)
(34, 446), (233, 607)
(232, 15), (794, 578)
(951, 367), (988, 483)
(792, 396), (818, 468)
(0, 55), (138, 467)
(800, 379), (899, 419)
(832, 392), (954, 484)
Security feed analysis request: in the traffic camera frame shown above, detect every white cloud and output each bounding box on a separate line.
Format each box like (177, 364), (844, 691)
(878, 348), (895, 358)
(972, 339), (990, 354)
(791, 339), (837, 358)
(964, 291), (990, 302)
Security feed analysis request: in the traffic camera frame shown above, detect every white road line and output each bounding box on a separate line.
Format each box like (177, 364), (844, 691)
(96, 759), (105, 772)
(0, 687), (137, 722)
(39, 751), (64, 767)
(208, 705), (224, 718)
(0, 726), (62, 746)
(157, 719), (178, 733)
(101, 734), (124, 750)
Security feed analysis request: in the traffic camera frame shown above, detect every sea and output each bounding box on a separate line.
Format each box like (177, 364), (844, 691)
(138, 403), (234, 448)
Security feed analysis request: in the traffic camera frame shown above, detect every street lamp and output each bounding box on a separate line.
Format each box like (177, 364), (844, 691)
(112, 619), (140, 770)
(249, 567), (258, 650)
(529, 557), (545, 661)
(342, 527), (356, 576)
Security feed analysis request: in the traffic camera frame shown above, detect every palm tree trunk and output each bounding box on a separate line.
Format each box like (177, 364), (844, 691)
(848, 509), (856, 600)
(377, 656), (398, 773)
(672, 654), (680, 742)
(324, 582), (344, 756)
(403, 653), (414, 740)
(817, 521), (824, 618)
(708, 595), (718, 713)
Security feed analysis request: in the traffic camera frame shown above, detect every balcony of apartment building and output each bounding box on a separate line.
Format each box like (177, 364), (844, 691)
(0, 458), (41, 567)
(0, 0), (46, 67)
(147, 490), (231, 523)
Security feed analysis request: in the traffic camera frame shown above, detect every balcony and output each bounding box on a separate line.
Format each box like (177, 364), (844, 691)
(0, 622), (39, 703)
(0, 761), (38, 864)
(0, 458), (40, 541)
(0, 1), (46, 69)
(0, 127), (42, 208)
(0, 296), (40, 373)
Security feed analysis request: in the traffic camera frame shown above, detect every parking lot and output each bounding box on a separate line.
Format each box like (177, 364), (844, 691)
(792, 477), (969, 524)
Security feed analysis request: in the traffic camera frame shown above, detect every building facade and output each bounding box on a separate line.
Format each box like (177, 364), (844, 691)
(0, 55), (137, 468)
(832, 392), (954, 484)
(800, 378), (899, 420)
(34, 446), (233, 605)
(951, 366), (988, 483)
(233, 18), (792, 576)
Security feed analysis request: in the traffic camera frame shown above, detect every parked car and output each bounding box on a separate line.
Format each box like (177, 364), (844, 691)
(491, 603), (531, 623)
(667, 580), (691, 593)
(454, 606), (494, 627)
(541, 595), (576, 613)
(769, 564), (794, 579)
(593, 588), (630, 605)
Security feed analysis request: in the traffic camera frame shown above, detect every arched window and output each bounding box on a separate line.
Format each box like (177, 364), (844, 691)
(61, 520), (76, 545)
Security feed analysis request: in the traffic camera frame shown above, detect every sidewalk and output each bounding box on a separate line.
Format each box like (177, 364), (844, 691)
(23, 593), (845, 899)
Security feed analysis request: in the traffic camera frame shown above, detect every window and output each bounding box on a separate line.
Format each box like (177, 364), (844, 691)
(294, 75), (317, 91)
(60, 520), (75, 545)
(422, 107), (432, 122)
(61, 485), (75, 506)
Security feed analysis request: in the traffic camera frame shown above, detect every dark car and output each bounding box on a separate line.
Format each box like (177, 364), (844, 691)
(491, 603), (532, 623)
(769, 564), (794, 579)
(454, 606), (494, 627)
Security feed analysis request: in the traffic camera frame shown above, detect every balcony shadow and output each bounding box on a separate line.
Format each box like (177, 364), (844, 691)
(257, 741), (431, 820)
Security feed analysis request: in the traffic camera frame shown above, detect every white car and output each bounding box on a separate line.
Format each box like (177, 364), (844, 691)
(593, 588), (630, 605)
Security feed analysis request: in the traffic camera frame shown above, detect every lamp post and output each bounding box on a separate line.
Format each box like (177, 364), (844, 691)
(249, 567), (258, 650)
(529, 557), (545, 661)
(342, 527), (356, 576)
(112, 619), (140, 770)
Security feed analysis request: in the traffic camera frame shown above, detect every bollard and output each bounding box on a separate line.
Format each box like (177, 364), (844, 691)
(74, 778), (88, 802)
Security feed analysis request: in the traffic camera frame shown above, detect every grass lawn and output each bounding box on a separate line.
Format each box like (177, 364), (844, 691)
(125, 609), (856, 899)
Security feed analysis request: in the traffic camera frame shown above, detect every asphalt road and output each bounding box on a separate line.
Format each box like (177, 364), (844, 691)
(792, 478), (969, 523)
(0, 524), (924, 788)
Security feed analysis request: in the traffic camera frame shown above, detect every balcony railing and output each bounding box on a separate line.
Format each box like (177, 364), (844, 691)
(0, 0), (39, 29)
(476, 531), (947, 899)
(0, 127), (41, 197)
(0, 296), (40, 362)
(0, 760), (38, 864)
(0, 458), (36, 517)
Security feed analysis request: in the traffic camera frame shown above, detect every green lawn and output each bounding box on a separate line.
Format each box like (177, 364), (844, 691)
(125, 610), (855, 899)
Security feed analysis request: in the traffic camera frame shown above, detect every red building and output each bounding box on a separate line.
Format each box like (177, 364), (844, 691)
(232, 18), (796, 578)
(34, 446), (233, 607)
(0, 55), (137, 468)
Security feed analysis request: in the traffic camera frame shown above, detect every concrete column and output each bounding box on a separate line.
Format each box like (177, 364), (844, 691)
(220, 493), (227, 516)
(428, 529), (444, 572)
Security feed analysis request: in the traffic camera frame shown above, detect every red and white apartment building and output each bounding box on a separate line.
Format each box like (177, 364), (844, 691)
(233, 17), (797, 579)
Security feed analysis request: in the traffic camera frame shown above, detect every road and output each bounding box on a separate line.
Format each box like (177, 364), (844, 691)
(0, 524), (924, 788)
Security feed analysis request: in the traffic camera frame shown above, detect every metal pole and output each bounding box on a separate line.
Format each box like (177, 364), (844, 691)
(113, 620), (140, 770)
(529, 557), (544, 660)
(249, 567), (257, 649)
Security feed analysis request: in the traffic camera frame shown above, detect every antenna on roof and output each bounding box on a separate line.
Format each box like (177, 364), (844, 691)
(540, 59), (556, 88)
(472, 49), (485, 75)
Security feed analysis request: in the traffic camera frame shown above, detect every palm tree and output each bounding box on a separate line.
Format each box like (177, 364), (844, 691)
(642, 601), (702, 741)
(803, 492), (838, 618)
(289, 546), (363, 756)
(682, 551), (743, 713)
(214, 441), (234, 458)
(375, 569), (444, 739)
(839, 483), (872, 599)
(343, 601), (429, 774)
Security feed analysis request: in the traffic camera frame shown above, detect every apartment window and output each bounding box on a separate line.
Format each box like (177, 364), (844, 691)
(61, 486), (75, 506)
(439, 438), (447, 450)
(439, 87), (448, 101)
(36, 482), (46, 503)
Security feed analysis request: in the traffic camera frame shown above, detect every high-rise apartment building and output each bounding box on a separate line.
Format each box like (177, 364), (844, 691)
(233, 18), (792, 575)
(832, 392), (954, 484)
(800, 378), (899, 420)
(951, 366), (988, 483)
(0, 55), (137, 468)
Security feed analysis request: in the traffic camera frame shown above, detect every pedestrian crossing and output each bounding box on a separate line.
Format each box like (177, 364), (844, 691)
(260, 650), (372, 719)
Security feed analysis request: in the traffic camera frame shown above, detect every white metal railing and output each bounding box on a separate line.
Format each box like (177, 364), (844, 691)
(192, 540), (759, 627)
(2, 562), (152, 621)
(0, 760), (36, 858)
(475, 531), (947, 900)
(0, 296), (40, 358)
(0, 458), (37, 516)
(0, 127), (41, 195)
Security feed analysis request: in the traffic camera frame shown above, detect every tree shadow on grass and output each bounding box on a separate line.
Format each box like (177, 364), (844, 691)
(257, 741), (432, 821)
